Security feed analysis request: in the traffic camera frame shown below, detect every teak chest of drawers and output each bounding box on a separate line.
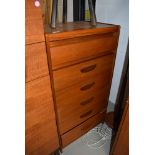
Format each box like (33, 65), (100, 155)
(45, 22), (120, 148)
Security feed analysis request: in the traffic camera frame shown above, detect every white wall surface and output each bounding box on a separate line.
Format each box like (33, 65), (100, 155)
(67, 0), (73, 22)
(96, 0), (129, 104)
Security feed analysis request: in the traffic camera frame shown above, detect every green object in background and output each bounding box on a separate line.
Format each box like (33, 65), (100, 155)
(85, 10), (90, 21)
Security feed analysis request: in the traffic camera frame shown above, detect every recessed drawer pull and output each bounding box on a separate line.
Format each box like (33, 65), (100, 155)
(80, 110), (92, 119)
(80, 64), (96, 73)
(80, 97), (94, 105)
(80, 82), (95, 91)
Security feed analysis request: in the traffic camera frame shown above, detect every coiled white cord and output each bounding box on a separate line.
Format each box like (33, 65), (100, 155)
(82, 123), (112, 150)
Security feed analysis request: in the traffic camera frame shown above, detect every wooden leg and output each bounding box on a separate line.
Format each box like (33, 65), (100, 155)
(51, 0), (58, 28)
(63, 0), (67, 23)
(88, 0), (97, 26)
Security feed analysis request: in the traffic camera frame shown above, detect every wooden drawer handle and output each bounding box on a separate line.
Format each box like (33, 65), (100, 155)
(80, 110), (92, 119)
(80, 64), (96, 73)
(80, 97), (94, 105)
(80, 82), (95, 91)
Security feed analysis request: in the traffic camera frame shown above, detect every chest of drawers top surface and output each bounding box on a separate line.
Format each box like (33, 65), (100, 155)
(45, 22), (120, 42)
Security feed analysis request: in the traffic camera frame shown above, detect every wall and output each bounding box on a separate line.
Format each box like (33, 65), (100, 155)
(67, 0), (73, 22)
(96, 0), (129, 104)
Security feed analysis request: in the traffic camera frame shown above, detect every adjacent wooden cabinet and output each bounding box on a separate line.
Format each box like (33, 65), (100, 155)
(25, 42), (49, 82)
(26, 76), (59, 154)
(45, 22), (120, 148)
(25, 0), (59, 154)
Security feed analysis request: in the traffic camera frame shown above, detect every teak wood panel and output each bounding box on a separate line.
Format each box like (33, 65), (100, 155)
(58, 102), (106, 135)
(26, 42), (49, 82)
(26, 19), (45, 44)
(26, 0), (42, 21)
(55, 69), (113, 110)
(57, 87), (109, 118)
(61, 112), (106, 147)
(48, 33), (119, 69)
(26, 0), (44, 44)
(55, 73), (112, 134)
(53, 54), (115, 92)
(26, 76), (59, 155)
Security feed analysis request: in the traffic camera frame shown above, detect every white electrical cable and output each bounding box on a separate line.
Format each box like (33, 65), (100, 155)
(82, 123), (112, 150)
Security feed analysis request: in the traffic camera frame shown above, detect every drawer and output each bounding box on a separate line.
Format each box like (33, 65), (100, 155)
(57, 84), (110, 114)
(61, 112), (106, 147)
(53, 54), (115, 92)
(58, 103), (106, 134)
(48, 33), (118, 69)
(26, 76), (59, 155)
(56, 74), (111, 134)
(26, 42), (49, 82)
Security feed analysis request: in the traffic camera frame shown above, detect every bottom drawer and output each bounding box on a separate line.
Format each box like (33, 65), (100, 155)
(61, 112), (106, 148)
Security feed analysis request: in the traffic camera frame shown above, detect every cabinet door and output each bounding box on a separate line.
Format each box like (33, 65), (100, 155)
(26, 76), (59, 155)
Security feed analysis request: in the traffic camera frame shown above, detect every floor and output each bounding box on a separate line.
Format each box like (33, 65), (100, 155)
(61, 127), (112, 155)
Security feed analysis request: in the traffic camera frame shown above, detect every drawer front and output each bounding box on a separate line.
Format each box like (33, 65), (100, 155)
(26, 42), (49, 82)
(26, 76), (59, 155)
(48, 33), (118, 69)
(61, 112), (106, 147)
(56, 74), (111, 134)
(53, 54), (115, 92)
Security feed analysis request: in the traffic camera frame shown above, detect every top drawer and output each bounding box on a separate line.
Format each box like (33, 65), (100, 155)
(47, 32), (119, 70)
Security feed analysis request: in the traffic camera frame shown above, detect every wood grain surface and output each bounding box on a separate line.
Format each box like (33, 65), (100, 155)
(53, 54), (115, 91)
(26, 76), (59, 155)
(25, 0), (44, 44)
(45, 22), (120, 148)
(26, 42), (49, 82)
(47, 33), (118, 70)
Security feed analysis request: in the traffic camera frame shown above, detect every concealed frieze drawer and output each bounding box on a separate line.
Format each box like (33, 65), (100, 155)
(48, 33), (119, 69)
